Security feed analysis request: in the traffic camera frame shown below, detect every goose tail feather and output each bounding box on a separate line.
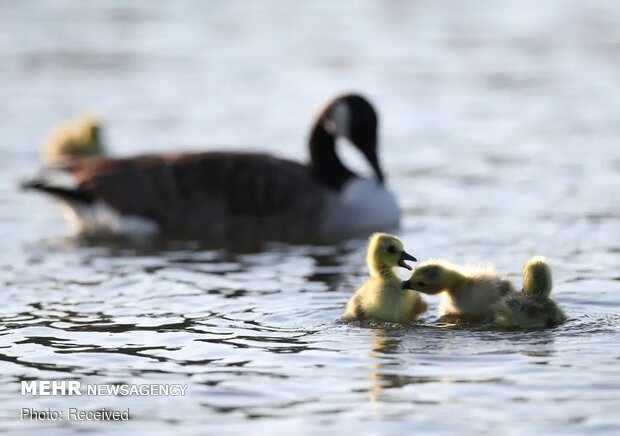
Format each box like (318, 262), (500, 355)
(20, 178), (94, 204)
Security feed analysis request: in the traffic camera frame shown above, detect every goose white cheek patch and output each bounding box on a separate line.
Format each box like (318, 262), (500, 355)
(323, 101), (351, 140)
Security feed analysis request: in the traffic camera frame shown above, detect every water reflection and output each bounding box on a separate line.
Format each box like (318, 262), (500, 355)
(367, 330), (430, 404)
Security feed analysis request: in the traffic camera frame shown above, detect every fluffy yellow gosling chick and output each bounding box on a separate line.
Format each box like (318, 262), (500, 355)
(403, 259), (515, 322)
(342, 233), (427, 323)
(494, 257), (566, 328)
(42, 116), (106, 165)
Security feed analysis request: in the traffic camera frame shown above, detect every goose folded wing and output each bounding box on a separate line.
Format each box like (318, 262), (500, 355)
(66, 152), (327, 236)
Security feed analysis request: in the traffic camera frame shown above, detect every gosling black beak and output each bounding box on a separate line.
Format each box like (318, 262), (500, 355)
(401, 279), (412, 290)
(397, 251), (417, 270)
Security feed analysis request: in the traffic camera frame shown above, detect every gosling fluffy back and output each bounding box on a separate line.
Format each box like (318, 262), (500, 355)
(493, 256), (565, 328)
(418, 258), (499, 280)
(522, 256), (552, 298)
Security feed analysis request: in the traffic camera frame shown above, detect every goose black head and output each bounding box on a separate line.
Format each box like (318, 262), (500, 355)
(323, 94), (383, 183)
(310, 94), (383, 190)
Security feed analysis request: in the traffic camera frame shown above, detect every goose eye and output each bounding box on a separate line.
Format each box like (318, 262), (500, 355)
(387, 245), (396, 254)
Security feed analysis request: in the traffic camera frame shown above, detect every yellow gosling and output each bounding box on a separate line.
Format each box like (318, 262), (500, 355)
(404, 259), (516, 322)
(342, 233), (427, 323)
(42, 116), (106, 165)
(494, 257), (566, 328)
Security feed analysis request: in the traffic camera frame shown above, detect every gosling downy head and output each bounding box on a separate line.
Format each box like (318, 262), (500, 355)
(403, 260), (463, 295)
(366, 232), (416, 274)
(522, 256), (552, 298)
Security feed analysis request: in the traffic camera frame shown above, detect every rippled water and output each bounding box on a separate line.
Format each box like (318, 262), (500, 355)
(2, 0), (620, 434)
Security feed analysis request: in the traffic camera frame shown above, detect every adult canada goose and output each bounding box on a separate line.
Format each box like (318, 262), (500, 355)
(22, 94), (400, 240)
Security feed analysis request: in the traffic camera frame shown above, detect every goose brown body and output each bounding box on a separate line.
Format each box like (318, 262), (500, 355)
(60, 152), (327, 239)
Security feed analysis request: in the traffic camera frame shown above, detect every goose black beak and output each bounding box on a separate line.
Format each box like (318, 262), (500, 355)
(369, 158), (384, 184)
(358, 142), (384, 185)
(397, 251), (417, 270)
(402, 279), (412, 289)
(367, 154), (384, 185)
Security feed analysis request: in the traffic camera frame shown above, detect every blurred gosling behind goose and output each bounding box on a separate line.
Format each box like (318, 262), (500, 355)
(42, 116), (106, 165)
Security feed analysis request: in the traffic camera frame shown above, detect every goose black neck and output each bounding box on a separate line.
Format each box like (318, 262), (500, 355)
(308, 123), (354, 191)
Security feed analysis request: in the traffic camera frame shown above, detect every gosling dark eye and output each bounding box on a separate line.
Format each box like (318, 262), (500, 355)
(387, 245), (396, 254)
